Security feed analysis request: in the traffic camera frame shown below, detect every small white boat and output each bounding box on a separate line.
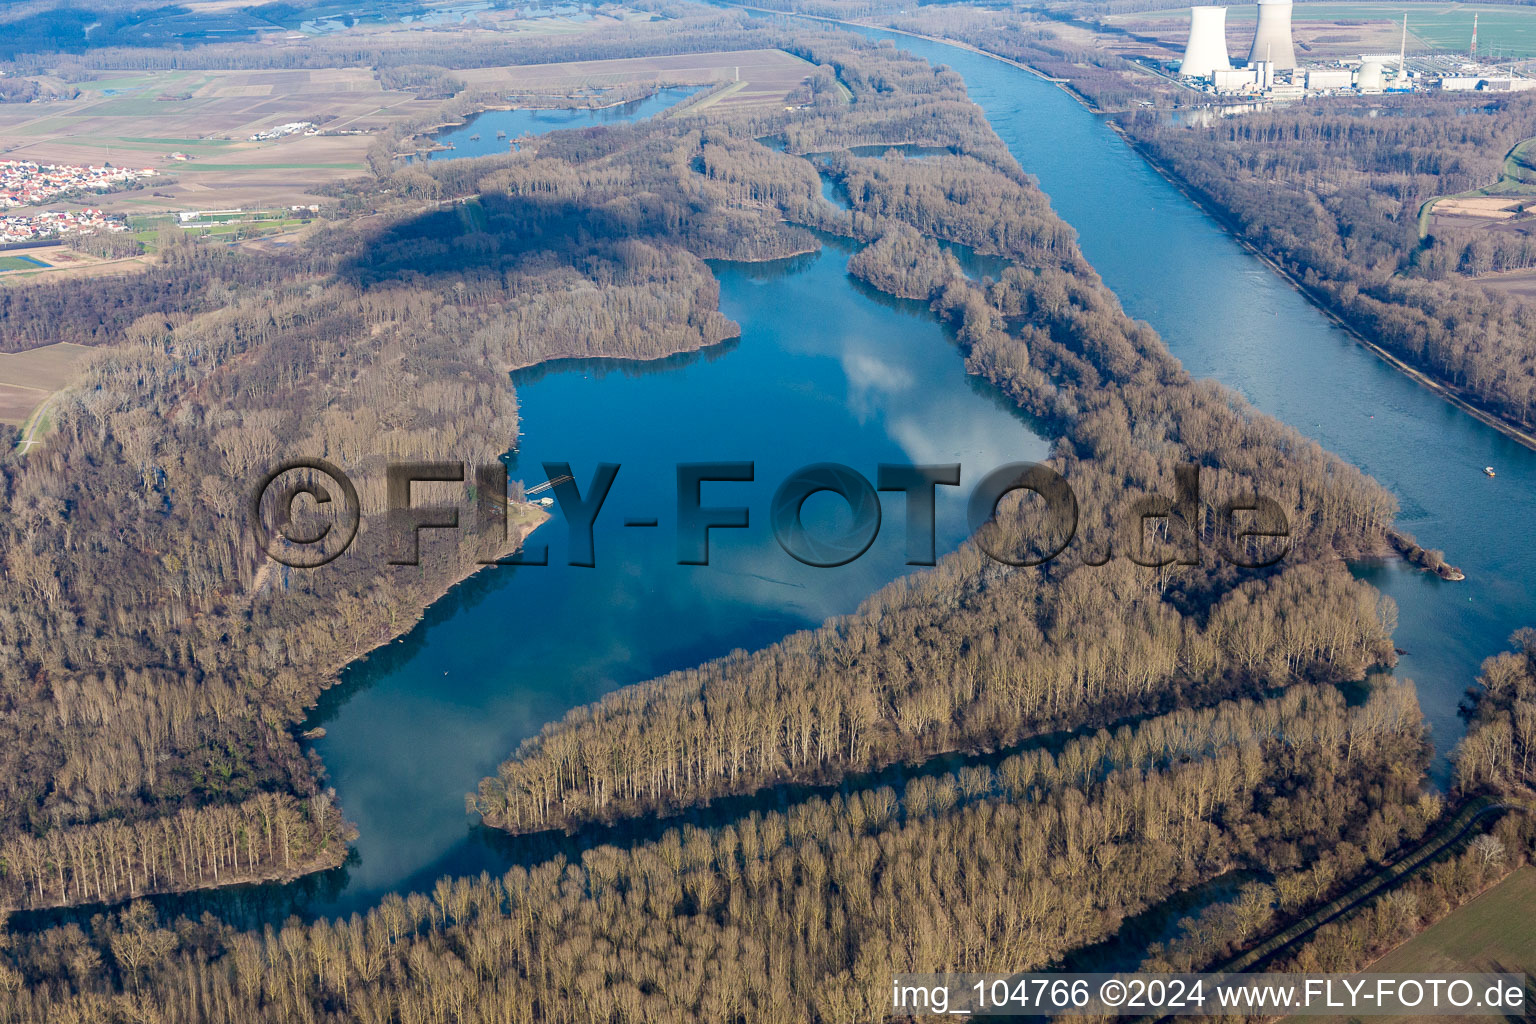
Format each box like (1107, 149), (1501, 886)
(1484, 466), (1496, 477)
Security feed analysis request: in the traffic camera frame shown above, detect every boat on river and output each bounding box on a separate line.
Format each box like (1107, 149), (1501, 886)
(1485, 466), (1496, 477)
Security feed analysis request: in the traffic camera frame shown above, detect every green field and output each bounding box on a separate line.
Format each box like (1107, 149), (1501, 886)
(117, 137), (238, 148)
(1286, 866), (1536, 1024)
(1369, 865), (1536, 974)
(124, 212), (310, 246)
(0, 255), (51, 272)
(1408, 8), (1536, 56)
(80, 75), (168, 93)
(1500, 136), (1536, 186)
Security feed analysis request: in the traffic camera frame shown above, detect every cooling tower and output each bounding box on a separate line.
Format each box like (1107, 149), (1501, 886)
(1248, 0), (1296, 70)
(1181, 6), (1233, 79)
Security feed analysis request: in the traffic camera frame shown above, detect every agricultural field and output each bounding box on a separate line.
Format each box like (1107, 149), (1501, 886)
(1109, 3), (1536, 60)
(0, 243), (151, 282)
(1367, 865), (1536, 973)
(1289, 866), (1536, 1024)
(456, 49), (819, 115)
(0, 255), (49, 272)
(0, 67), (441, 211)
(1477, 265), (1536, 300)
(0, 384), (46, 428)
(0, 48), (817, 213)
(1422, 135), (1536, 238)
(0, 341), (93, 435)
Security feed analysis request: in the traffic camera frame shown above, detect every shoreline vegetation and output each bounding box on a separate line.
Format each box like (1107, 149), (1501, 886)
(0, 504), (553, 914)
(1108, 123), (1536, 458)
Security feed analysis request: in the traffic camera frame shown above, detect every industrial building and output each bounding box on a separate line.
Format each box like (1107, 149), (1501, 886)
(1177, 1), (1298, 87)
(1171, 2), (1536, 99)
(1180, 6), (1232, 79)
(1440, 75), (1536, 92)
(1304, 68), (1353, 91)
(1212, 68), (1257, 92)
(1248, 0), (1296, 70)
(1173, 2), (1409, 96)
(1211, 60), (1276, 93)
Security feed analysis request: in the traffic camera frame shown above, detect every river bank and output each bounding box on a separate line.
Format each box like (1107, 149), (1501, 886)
(722, 2), (1109, 113)
(1107, 121), (1536, 456)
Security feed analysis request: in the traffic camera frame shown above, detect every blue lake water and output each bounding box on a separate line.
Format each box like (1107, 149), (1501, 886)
(291, 240), (1048, 916)
(424, 87), (705, 160)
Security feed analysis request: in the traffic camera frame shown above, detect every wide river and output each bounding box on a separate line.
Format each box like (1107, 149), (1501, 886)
(77, 31), (1535, 927)
(862, 27), (1536, 787)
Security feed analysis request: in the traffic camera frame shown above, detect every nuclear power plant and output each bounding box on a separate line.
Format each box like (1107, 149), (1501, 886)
(1180, 6), (1232, 79)
(1161, 1), (1536, 98)
(1171, 1), (1417, 96)
(1164, 1), (1535, 98)
(1248, 0), (1296, 70)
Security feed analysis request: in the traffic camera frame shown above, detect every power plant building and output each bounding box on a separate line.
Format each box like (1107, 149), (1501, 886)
(1356, 61), (1386, 92)
(1304, 68), (1354, 90)
(1440, 76), (1536, 92)
(1248, 0), (1297, 70)
(1181, 6), (1233, 78)
(1212, 67), (1258, 92)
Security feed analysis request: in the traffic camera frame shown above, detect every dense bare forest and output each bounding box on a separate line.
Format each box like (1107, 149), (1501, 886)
(1456, 628), (1536, 793)
(1126, 95), (1536, 432)
(0, 215), (744, 904)
(0, 11), (876, 911)
(1141, 630), (1536, 978)
(1240, 630), (1536, 982)
(0, 5), (1510, 1020)
(0, 680), (1434, 1022)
